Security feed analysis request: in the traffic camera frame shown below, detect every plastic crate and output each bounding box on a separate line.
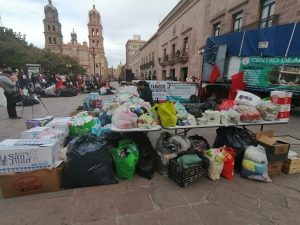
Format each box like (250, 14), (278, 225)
(168, 154), (208, 187)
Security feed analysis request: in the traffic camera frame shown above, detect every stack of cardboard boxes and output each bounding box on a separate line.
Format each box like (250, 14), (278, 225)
(0, 117), (70, 198)
(256, 130), (290, 176)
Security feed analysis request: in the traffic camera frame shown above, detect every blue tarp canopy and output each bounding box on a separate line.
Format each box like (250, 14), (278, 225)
(208, 23), (300, 57)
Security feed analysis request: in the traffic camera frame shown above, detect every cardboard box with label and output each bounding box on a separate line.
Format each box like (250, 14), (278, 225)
(0, 139), (60, 173)
(0, 162), (63, 198)
(256, 130), (290, 162)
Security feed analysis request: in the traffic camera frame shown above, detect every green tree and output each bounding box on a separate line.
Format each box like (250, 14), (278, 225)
(0, 26), (86, 74)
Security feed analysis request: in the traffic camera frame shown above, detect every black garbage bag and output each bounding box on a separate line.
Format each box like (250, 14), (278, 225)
(188, 134), (210, 153)
(63, 133), (118, 188)
(126, 132), (156, 180)
(185, 105), (203, 118)
(213, 127), (254, 171)
(22, 95), (40, 106)
(59, 87), (78, 97)
(35, 87), (46, 97)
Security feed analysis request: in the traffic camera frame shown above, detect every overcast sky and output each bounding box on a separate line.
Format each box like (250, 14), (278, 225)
(0, 0), (179, 67)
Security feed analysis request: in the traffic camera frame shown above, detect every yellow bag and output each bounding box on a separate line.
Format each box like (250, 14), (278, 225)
(157, 102), (177, 127)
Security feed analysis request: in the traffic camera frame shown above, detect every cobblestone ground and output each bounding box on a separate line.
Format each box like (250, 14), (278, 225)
(0, 94), (299, 225)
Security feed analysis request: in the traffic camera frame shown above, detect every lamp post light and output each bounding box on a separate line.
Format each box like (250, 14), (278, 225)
(66, 64), (72, 74)
(150, 66), (153, 80)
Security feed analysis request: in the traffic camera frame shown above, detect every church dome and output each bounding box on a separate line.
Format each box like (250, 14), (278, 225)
(89, 5), (100, 16)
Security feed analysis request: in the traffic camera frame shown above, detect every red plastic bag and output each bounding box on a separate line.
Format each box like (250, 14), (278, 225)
(221, 147), (236, 180)
(218, 100), (234, 111)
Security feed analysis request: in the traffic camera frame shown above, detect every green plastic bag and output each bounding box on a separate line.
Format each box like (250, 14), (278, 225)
(157, 102), (177, 127)
(69, 119), (96, 137)
(111, 139), (139, 179)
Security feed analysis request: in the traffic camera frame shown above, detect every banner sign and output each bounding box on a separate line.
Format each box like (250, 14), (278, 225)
(240, 57), (300, 91)
(148, 81), (167, 101)
(148, 81), (198, 103)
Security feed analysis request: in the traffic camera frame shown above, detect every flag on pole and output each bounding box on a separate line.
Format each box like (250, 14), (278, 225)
(209, 64), (220, 83)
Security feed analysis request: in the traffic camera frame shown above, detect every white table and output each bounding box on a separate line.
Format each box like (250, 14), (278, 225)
(110, 125), (162, 133)
(163, 120), (288, 135)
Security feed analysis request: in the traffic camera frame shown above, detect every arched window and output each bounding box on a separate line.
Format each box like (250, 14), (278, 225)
(53, 37), (57, 44)
(92, 29), (94, 35)
(97, 41), (99, 47)
(52, 25), (55, 32)
(96, 29), (99, 35)
(48, 37), (52, 44)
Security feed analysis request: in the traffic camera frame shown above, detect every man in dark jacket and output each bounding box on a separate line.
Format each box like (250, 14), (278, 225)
(137, 81), (153, 106)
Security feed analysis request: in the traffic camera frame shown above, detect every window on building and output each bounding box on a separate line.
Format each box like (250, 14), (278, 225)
(162, 70), (167, 80)
(183, 37), (189, 53)
(171, 43), (176, 59)
(233, 11), (243, 31)
(96, 29), (99, 35)
(260, 0), (276, 28)
(97, 41), (100, 47)
(52, 25), (55, 32)
(92, 29), (95, 35)
(152, 52), (154, 61)
(163, 48), (167, 58)
(213, 22), (221, 36)
(53, 37), (56, 44)
(48, 25), (50, 31)
(48, 37), (52, 44)
(53, 15), (56, 20)
(146, 56), (148, 62)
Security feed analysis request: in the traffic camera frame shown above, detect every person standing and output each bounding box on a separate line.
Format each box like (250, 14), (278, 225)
(0, 71), (23, 119)
(137, 80), (154, 106)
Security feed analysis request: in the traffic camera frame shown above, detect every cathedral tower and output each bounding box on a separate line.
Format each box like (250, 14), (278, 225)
(88, 5), (106, 76)
(43, 0), (63, 53)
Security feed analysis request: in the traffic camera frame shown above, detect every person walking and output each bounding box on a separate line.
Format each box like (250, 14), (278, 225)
(0, 70), (23, 119)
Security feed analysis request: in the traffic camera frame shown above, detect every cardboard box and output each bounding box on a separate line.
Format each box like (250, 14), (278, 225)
(268, 161), (283, 176)
(21, 127), (49, 139)
(256, 131), (290, 162)
(282, 158), (300, 174)
(45, 117), (71, 134)
(0, 163), (63, 198)
(25, 116), (53, 129)
(0, 139), (60, 173)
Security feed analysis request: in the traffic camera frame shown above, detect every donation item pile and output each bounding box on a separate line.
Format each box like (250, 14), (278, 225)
(0, 85), (297, 198)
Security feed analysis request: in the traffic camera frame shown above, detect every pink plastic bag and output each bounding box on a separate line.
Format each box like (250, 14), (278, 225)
(113, 109), (138, 129)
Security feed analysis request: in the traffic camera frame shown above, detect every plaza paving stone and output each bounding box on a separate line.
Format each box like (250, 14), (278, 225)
(0, 94), (300, 225)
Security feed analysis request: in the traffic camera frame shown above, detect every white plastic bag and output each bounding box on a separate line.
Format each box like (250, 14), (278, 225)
(205, 148), (225, 181)
(0, 88), (7, 107)
(241, 145), (271, 182)
(187, 113), (197, 126)
(235, 90), (262, 107)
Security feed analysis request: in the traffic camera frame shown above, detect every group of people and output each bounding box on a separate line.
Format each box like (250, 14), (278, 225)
(0, 68), (110, 119)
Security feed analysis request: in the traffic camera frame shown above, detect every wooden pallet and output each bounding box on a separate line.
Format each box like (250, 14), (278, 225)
(282, 158), (300, 174)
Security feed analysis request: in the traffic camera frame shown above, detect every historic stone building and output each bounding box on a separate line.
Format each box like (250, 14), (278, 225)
(128, 0), (300, 81)
(43, 0), (108, 76)
(125, 35), (146, 70)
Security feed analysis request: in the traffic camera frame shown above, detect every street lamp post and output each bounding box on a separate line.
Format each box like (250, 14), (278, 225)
(90, 47), (97, 76)
(66, 64), (72, 74)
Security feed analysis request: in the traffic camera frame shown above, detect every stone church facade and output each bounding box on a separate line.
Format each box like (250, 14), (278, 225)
(43, 0), (108, 76)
